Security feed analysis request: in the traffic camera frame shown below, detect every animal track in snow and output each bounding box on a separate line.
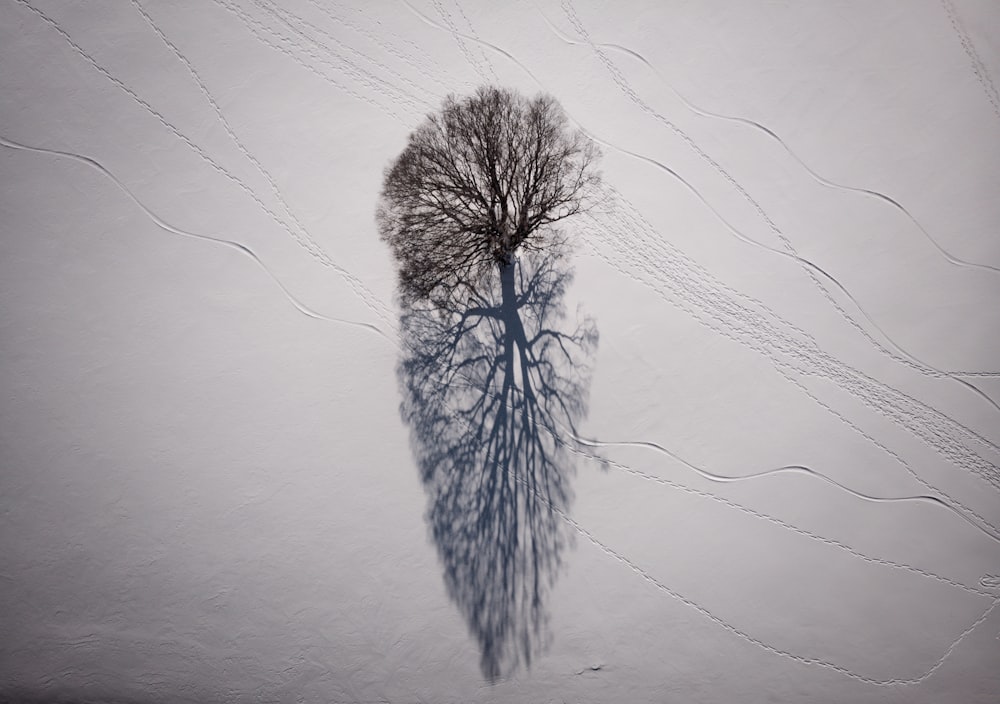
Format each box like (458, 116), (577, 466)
(533, 0), (1000, 280)
(557, 0), (1000, 397)
(14, 0), (395, 333)
(942, 0), (1000, 122)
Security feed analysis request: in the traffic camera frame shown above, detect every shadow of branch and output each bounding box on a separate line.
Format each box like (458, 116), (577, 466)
(397, 248), (598, 682)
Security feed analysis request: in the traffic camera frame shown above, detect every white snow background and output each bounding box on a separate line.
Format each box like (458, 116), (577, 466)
(2, 1), (1000, 702)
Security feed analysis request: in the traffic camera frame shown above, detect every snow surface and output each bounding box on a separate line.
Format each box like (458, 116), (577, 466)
(2, 0), (1000, 702)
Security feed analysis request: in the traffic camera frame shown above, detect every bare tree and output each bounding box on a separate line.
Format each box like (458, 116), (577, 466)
(383, 87), (601, 681)
(377, 86), (600, 308)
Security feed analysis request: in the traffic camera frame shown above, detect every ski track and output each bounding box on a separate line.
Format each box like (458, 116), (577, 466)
(446, 374), (1000, 597)
(0, 135), (390, 342)
(7, 0), (1000, 688)
(565, 435), (998, 599)
(571, 428), (1000, 545)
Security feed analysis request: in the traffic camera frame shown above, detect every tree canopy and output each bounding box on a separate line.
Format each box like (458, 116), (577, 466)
(377, 86), (600, 306)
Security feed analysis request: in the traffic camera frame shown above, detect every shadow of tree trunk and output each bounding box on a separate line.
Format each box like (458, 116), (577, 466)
(397, 249), (598, 682)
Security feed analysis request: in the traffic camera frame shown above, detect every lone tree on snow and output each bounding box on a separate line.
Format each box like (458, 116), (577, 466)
(377, 86), (600, 307)
(384, 87), (601, 680)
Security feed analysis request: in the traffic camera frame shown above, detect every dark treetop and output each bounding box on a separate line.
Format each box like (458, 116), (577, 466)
(378, 86), (600, 307)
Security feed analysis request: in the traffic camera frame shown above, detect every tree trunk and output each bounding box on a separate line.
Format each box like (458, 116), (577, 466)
(500, 259), (533, 394)
(500, 258), (517, 312)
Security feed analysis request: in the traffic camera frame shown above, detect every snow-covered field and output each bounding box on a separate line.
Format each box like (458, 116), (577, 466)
(2, 1), (999, 702)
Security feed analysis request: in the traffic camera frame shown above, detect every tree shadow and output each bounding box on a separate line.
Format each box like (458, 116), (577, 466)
(397, 248), (598, 683)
